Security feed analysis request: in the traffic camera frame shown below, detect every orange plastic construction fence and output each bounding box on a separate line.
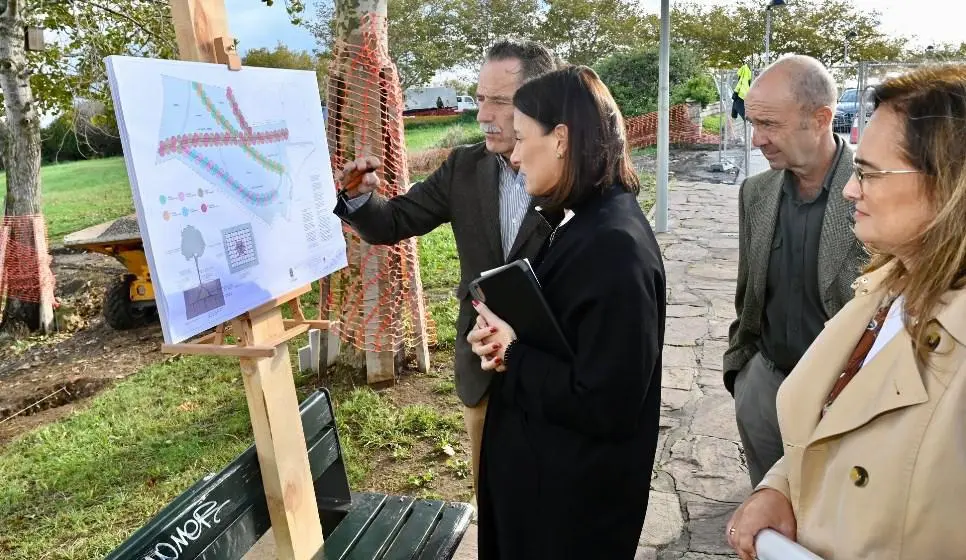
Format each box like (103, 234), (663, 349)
(322, 12), (436, 354)
(625, 103), (719, 149)
(0, 215), (55, 307)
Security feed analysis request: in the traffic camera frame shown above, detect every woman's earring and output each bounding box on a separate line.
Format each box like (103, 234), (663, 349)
(556, 152), (563, 159)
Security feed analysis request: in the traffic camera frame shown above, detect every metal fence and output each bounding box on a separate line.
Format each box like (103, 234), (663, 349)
(710, 63), (863, 181)
(850, 60), (966, 143)
(709, 59), (966, 181)
(710, 68), (751, 181)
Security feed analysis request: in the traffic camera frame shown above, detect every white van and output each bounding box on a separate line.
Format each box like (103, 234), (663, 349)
(456, 95), (478, 112)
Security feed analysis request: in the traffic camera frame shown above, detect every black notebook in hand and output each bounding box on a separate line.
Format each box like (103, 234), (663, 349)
(468, 259), (573, 361)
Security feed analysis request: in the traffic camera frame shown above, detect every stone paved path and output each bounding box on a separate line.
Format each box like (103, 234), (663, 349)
(453, 180), (749, 559)
(634, 181), (748, 560)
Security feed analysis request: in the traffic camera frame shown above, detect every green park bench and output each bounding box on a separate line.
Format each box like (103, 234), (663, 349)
(105, 389), (474, 560)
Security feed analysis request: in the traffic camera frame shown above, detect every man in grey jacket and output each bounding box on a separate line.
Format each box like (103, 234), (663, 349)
(724, 55), (868, 486)
(333, 39), (558, 497)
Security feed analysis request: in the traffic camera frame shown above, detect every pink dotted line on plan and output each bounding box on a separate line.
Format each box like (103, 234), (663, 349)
(157, 129), (289, 157)
(185, 82), (288, 175)
(226, 86), (253, 136)
(184, 149), (278, 206)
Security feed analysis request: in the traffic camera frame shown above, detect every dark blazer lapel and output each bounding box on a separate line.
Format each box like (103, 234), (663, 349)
(749, 172), (784, 306)
(818, 151), (858, 300)
(476, 154), (507, 263)
(505, 198), (554, 262)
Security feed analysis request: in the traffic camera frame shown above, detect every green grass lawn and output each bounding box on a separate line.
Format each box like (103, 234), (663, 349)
(0, 159), (135, 245)
(405, 122), (483, 153)
(0, 118), (657, 558)
(0, 352), (466, 558)
(404, 111), (482, 153)
(0, 356), (252, 558)
(702, 113), (723, 134)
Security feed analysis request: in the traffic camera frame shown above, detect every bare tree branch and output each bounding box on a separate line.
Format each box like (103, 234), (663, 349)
(71, 0), (176, 50)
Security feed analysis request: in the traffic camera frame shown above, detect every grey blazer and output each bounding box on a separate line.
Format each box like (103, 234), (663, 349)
(334, 142), (556, 407)
(722, 148), (869, 394)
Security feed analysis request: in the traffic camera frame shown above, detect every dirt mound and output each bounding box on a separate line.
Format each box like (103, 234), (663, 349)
(0, 250), (164, 444)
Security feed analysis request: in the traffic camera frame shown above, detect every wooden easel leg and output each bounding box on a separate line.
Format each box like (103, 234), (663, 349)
(213, 323), (226, 345)
(235, 311), (323, 559)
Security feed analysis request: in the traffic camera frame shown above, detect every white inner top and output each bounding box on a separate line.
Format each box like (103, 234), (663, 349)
(863, 295), (906, 367)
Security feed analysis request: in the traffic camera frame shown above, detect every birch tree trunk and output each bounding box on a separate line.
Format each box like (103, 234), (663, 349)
(0, 0), (51, 333)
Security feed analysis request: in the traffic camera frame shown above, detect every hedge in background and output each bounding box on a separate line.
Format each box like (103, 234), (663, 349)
(595, 45), (717, 118)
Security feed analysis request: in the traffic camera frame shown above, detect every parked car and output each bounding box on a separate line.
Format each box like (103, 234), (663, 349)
(833, 87), (873, 133)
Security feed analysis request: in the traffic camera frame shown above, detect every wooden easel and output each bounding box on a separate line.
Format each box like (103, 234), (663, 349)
(163, 1), (325, 558)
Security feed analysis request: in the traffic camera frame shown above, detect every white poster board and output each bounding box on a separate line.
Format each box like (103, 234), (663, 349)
(105, 55), (347, 344)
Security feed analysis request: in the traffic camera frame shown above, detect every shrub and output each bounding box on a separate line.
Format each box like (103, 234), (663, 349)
(595, 45), (710, 118)
(672, 74), (719, 108)
(41, 116), (82, 164)
(702, 114), (723, 134)
(40, 111), (124, 164)
(408, 148), (452, 178)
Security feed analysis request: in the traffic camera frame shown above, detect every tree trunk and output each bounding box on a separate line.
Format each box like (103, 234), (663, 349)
(0, 0), (51, 333)
(327, 0), (431, 384)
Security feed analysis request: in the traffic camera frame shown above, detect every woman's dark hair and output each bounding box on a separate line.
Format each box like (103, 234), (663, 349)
(512, 65), (640, 210)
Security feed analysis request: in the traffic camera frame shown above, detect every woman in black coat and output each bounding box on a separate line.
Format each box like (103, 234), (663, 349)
(467, 65), (667, 559)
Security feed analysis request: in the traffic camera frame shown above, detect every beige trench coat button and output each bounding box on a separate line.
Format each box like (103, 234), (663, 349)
(926, 329), (941, 351)
(850, 466), (869, 487)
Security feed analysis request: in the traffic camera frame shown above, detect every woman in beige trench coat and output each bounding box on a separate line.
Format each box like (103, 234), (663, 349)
(726, 64), (966, 560)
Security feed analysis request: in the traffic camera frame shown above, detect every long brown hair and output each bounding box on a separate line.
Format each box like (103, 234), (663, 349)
(512, 65), (640, 210)
(866, 64), (966, 361)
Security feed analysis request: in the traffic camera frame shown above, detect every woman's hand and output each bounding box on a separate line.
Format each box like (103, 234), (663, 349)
(466, 301), (516, 372)
(725, 488), (797, 560)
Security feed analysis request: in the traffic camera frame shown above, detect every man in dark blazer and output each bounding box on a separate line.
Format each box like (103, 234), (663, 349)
(723, 55), (869, 486)
(332, 39), (559, 497)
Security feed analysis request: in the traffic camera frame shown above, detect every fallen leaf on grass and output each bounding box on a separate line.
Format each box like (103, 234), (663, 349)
(178, 401), (199, 412)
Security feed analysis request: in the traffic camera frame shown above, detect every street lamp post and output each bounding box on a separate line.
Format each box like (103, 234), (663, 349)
(844, 30), (857, 63)
(764, 0), (786, 65)
(655, 0), (670, 233)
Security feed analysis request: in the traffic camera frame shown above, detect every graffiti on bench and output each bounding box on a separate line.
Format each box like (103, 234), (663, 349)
(140, 499), (232, 560)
